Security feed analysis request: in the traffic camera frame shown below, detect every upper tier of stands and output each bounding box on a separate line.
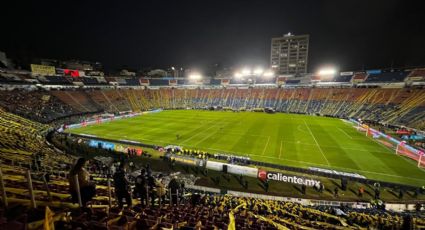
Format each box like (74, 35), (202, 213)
(365, 71), (409, 83)
(334, 74), (352, 82)
(2, 67), (425, 87)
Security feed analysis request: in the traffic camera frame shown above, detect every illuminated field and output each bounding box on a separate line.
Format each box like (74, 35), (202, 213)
(67, 110), (425, 186)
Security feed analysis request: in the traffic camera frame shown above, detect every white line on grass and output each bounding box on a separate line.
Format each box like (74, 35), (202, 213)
(178, 119), (226, 145)
(261, 136), (271, 155)
(337, 127), (353, 139)
(279, 139), (283, 159)
(303, 120), (331, 166)
(192, 121), (229, 146)
(282, 140), (391, 154)
(296, 124), (310, 134)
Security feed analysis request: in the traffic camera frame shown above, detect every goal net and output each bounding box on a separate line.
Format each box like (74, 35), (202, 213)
(352, 121), (425, 168)
(355, 123), (369, 134)
(396, 142), (425, 168)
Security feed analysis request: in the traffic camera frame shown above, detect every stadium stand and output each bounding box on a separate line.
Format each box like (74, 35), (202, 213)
(210, 79), (222, 85)
(149, 79), (169, 86)
(38, 76), (73, 85)
(333, 74), (353, 82)
(351, 73), (368, 83)
(80, 77), (100, 85)
(0, 73), (26, 84)
(124, 78), (141, 86)
(285, 79), (301, 84)
(0, 90), (79, 123)
(365, 71), (409, 83)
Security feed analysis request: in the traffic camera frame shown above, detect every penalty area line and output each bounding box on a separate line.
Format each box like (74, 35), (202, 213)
(261, 136), (271, 155)
(337, 127), (353, 139)
(279, 139), (283, 159)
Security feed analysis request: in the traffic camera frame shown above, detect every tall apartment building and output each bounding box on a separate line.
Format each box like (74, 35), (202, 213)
(271, 33), (309, 75)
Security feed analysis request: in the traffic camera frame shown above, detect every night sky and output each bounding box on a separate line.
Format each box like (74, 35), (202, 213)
(1, 0), (425, 73)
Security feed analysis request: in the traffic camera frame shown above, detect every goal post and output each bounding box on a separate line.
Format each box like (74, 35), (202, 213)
(349, 119), (425, 169)
(396, 142), (425, 168)
(354, 123), (369, 134)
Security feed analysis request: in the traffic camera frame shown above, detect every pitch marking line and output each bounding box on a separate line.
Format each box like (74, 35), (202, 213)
(261, 136), (271, 155)
(192, 120), (230, 146)
(278, 139), (283, 159)
(303, 120), (331, 166)
(281, 140), (390, 154)
(337, 127), (353, 139)
(178, 118), (225, 145)
(296, 124), (310, 134)
(138, 113), (201, 137)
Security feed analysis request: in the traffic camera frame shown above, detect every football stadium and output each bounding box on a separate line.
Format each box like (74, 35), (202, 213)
(1, 1), (425, 229)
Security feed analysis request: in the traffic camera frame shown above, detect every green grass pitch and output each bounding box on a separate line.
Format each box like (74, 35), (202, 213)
(67, 110), (425, 186)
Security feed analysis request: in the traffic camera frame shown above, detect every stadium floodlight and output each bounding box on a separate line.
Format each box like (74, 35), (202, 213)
(189, 73), (202, 80)
(234, 72), (243, 78)
(263, 70), (274, 77)
(317, 68), (336, 76)
(171, 66), (175, 70)
(241, 68), (251, 76)
(253, 68), (264, 75)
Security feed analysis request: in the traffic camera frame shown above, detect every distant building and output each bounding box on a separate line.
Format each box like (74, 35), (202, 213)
(271, 33), (309, 75)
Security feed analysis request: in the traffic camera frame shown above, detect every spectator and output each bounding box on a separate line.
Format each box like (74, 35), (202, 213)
(134, 169), (148, 207)
(147, 172), (156, 206)
(374, 188), (380, 199)
(319, 183), (324, 193)
(155, 174), (166, 206)
(334, 187), (339, 197)
(358, 186), (364, 197)
(68, 158), (96, 206)
(113, 162), (132, 209)
(168, 176), (180, 204)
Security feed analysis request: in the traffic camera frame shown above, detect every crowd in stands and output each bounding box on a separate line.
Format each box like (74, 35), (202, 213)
(0, 89), (80, 123)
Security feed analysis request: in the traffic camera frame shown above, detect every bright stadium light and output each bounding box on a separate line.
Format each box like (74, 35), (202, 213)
(253, 68), (264, 75)
(317, 68), (336, 76)
(263, 70), (274, 77)
(234, 72), (243, 78)
(241, 68), (251, 76)
(189, 73), (202, 80)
